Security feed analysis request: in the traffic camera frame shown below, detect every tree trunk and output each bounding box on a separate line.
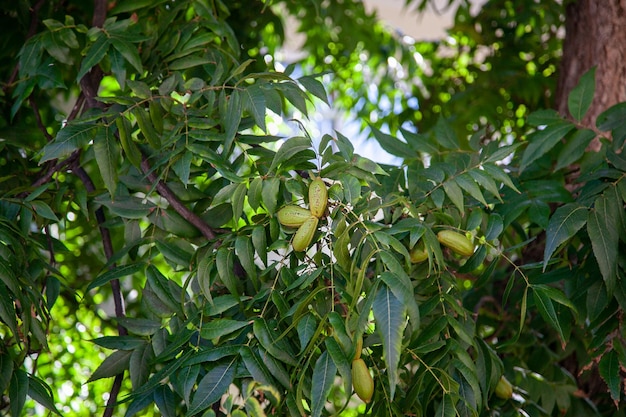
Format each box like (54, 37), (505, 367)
(556, 0), (626, 146)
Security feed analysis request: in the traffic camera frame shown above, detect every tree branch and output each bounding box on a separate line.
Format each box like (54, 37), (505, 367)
(140, 157), (217, 241)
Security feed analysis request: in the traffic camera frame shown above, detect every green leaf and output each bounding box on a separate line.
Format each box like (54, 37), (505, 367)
(93, 124), (120, 196)
(543, 203), (588, 270)
(235, 235), (257, 282)
(298, 75), (329, 105)
(269, 136), (312, 173)
(0, 353), (12, 394)
(239, 346), (275, 387)
(223, 89), (242, 155)
(520, 121), (575, 173)
(40, 123), (98, 163)
(456, 173), (488, 206)
(310, 351), (337, 417)
(443, 179), (464, 213)
(130, 342), (153, 389)
(325, 337), (352, 395)
(187, 361), (237, 415)
(587, 194), (619, 296)
(598, 350), (621, 405)
(370, 126), (416, 159)
(28, 200), (60, 222)
(92, 336), (147, 350)
(372, 285), (406, 400)
(433, 117), (460, 149)
(110, 38), (143, 74)
(216, 247), (240, 298)
(568, 67), (595, 122)
(201, 319), (249, 341)
(27, 374), (61, 415)
(77, 33), (110, 81)
(262, 177), (281, 214)
(9, 370), (28, 417)
(86, 263), (146, 292)
(116, 318), (162, 336)
(88, 350), (132, 382)
(532, 286), (565, 343)
(252, 318), (297, 366)
(555, 129), (596, 171)
(243, 84), (266, 132)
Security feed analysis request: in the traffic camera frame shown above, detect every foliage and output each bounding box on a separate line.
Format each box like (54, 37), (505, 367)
(0, 1), (625, 417)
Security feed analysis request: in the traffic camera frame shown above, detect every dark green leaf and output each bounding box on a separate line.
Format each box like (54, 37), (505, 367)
(93, 124), (120, 196)
(543, 203), (588, 270)
(598, 350), (621, 405)
(532, 286), (565, 343)
(372, 285), (406, 400)
(10, 370), (28, 417)
(588, 194), (619, 296)
(87, 350), (132, 382)
(187, 361), (237, 415)
(77, 33), (110, 80)
(310, 351), (337, 417)
(40, 123), (98, 163)
(201, 319), (249, 341)
(252, 318), (297, 366)
(87, 263), (146, 292)
(555, 129), (596, 171)
(520, 122), (575, 172)
(27, 374), (60, 415)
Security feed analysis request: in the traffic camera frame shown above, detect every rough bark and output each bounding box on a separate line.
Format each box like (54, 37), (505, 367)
(556, 0), (626, 146)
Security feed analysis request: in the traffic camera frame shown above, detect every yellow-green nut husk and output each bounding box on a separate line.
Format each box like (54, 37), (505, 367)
(309, 177), (328, 218)
(437, 230), (475, 257)
(409, 242), (428, 264)
(292, 216), (319, 252)
(351, 358), (374, 403)
(353, 335), (363, 361)
(495, 376), (513, 399)
(277, 205), (312, 227)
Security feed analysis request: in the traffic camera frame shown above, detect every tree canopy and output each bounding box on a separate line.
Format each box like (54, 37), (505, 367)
(1, 0), (625, 416)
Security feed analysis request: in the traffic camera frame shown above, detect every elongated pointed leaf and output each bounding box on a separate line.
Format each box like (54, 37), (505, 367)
(87, 263), (145, 292)
(88, 350), (132, 382)
(370, 126), (416, 159)
(588, 194), (619, 296)
(252, 318), (297, 366)
(187, 361), (237, 415)
(372, 285), (406, 400)
(77, 33), (110, 80)
(310, 351), (337, 417)
(216, 247), (240, 298)
(532, 286), (565, 343)
(94, 124), (120, 196)
(268, 136), (311, 173)
(40, 123), (98, 163)
(568, 67), (595, 122)
(520, 121), (575, 173)
(543, 203), (588, 270)
(27, 374), (60, 415)
(598, 350), (621, 406)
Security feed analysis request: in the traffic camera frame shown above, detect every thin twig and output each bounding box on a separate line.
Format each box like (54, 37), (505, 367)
(140, 157), (217, 240)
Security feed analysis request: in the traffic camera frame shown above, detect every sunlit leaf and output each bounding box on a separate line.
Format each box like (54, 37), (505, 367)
(568, 66), (595, 122)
